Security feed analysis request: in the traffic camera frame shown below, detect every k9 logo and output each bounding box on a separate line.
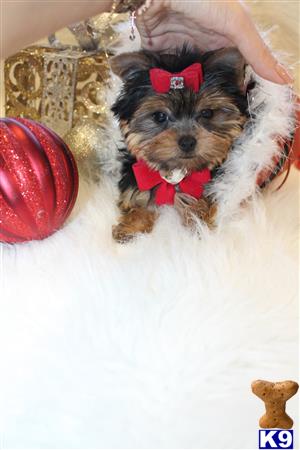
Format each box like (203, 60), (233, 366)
(259, 430), (293, 449)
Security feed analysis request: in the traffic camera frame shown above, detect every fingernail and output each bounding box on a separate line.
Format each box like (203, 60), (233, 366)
(275, 63), (294, 84)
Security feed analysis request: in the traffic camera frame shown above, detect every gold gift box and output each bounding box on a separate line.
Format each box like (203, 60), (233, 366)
(4, 45), (111, 137)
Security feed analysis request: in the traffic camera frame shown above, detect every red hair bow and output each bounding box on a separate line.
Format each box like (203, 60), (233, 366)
(132, 159), (211, 206)
(149, 63), (204, 94)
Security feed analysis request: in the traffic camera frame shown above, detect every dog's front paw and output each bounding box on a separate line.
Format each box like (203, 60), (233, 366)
(206, 203), (217, 229)
(175, 194), (217, 229)
(112, 224), (136, 243)
(188, 200), (217, 229)
(112, 208), (157, 243)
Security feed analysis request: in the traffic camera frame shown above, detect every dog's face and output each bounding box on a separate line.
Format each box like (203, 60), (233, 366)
(111, 47), (248, 172)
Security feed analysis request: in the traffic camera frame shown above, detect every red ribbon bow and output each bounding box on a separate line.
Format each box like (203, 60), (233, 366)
(132, 159), (211, 206)
(149, 63), (204, 94)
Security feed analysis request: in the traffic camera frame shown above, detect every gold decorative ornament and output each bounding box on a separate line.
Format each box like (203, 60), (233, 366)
(64, 117), (116, 181)
(4, 12), (126, 136)
(64, 118), (106, 162)
(4, 46), (112, 137)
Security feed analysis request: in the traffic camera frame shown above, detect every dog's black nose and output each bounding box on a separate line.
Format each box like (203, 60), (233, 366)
(178, 135), (197, 153)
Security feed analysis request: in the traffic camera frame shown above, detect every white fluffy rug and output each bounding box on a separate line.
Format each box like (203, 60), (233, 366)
(0, 31), (299, 449)
(0, 168), (299, 449)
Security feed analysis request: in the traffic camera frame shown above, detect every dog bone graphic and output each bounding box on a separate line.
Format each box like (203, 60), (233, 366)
(251, 380), (299, 429)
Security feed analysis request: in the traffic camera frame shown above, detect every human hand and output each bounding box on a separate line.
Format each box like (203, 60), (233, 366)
(136, 0), (293, 85)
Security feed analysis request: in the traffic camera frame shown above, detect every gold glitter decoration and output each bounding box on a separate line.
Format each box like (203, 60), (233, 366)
(4, 46), (112, 137)
(4, 47), (45, 120)
(64, 118), (107, 162)
(64, 118), (112, 180)
(4, 12), (126, 136)
(85, 12), (127, 48)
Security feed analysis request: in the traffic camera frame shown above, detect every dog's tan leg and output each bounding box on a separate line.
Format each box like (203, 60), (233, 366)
(112, 188), (157, 243)
(174, 193), (217, 230)
(112, 207), (157, 243)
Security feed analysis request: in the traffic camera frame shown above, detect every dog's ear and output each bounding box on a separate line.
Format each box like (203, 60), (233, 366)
(202, 47), (246, 88)
(110, 51), (152, 81)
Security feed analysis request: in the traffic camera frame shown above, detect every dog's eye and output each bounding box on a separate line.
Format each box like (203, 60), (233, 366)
(152, 112), (168, 124)
(200, 109), (214, 119)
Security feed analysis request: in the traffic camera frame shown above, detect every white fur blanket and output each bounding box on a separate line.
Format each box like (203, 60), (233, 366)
(0, 30), (298, 449)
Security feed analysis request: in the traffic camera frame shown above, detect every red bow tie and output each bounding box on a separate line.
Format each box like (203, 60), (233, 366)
(149, 63), (203, 94)
(132, 160), (211, 206)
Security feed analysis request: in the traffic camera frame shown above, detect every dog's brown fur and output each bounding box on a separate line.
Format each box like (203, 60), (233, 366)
(112, 207), (157, 243)
(111, 47), (248, 242)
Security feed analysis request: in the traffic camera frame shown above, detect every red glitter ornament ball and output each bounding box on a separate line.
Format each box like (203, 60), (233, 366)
(0, 118), (79, 243)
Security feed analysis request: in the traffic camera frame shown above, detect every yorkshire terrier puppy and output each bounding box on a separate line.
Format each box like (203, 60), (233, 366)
(111, 46), (248, 243)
